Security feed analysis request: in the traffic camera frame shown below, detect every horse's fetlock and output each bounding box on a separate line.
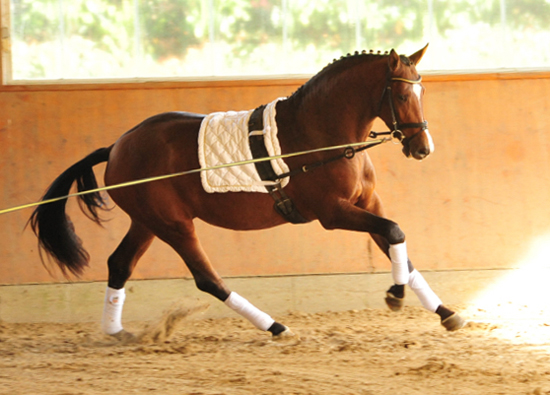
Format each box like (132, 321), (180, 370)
(388, 284), (405, 299)
(195, 278), (227, 300)
(195, 278), (213, 293)
(107, 258), (132, 289)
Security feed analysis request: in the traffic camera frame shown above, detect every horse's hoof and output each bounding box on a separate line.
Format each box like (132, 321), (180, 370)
(441, 313), (466, 331)
(272, 326), (295, 340)
(110, 329), (137, 343)
(385, 292), (404, 312)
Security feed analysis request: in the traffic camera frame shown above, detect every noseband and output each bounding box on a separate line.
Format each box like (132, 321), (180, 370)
(376, 75), (428, 145)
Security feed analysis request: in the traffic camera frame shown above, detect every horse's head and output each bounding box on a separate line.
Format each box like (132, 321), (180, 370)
(379, 45), (434, 160)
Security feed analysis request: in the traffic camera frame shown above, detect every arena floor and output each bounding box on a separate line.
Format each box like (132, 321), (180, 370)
(1, 303), (549, 394)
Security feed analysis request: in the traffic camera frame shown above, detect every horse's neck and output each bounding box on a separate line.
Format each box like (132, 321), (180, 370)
(284, 61), (386, 146)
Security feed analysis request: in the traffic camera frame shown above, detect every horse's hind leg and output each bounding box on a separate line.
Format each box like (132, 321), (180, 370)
(364, 193), (465, 331)
(102, 220), (154, 336)
(157, 219), (289, 336)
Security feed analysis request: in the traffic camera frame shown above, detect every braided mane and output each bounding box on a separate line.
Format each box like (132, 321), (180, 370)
(288, 49), (411, 102)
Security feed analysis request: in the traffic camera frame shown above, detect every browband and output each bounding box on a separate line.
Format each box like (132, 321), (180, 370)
(391, 76), (422, 84)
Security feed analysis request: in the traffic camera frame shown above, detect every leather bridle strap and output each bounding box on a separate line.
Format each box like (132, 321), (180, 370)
(378, 75), (428, 143)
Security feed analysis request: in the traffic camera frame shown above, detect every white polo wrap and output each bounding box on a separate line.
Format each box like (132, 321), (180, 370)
(389, 241), (410, 285)
(101, 287), (126, 335)
(224, 292), (275, 331)
(408, 269), (442, 312)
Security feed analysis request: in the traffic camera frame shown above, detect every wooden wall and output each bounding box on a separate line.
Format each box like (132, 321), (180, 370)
(2, 72), (550, 285)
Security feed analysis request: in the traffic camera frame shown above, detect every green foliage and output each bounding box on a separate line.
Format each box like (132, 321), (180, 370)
(218, 0), (281, 57)
(11, 0), (60, 43)
(140, 0), (201, 60)
(8, 0), (550, 79)
(481, 0), (550, 29)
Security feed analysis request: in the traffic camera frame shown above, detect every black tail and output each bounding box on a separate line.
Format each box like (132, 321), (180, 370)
(29, 146), (113, 277)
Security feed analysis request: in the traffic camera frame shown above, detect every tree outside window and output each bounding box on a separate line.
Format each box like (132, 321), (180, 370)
(6, 0), (550, 81)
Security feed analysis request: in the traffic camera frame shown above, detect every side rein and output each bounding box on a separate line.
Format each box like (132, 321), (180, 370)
(249, 73), (429, 224)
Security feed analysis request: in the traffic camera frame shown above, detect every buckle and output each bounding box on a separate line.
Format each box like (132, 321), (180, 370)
(391, 130), (405, 143)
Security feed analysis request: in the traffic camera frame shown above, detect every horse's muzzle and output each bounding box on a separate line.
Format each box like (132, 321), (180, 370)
(403, 129), (434, 160)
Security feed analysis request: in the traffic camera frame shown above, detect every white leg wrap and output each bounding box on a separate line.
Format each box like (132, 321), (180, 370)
(101, 287), (126, 335)
(408, 269), (442, 313)
(224, 292), (275, 331)
(389, 242), (410, 285)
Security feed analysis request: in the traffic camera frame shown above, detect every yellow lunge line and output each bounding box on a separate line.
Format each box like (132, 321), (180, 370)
(0, 138), (388, 216)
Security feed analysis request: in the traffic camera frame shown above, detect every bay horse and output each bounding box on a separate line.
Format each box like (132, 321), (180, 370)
(30, 45), (464, 338)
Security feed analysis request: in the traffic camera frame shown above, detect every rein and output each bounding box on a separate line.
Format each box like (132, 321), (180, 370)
(250, 72), (429, 223)
(275, 140), (384, 180)
(264, 141), (386, 224)
(248, 104), (390, 223)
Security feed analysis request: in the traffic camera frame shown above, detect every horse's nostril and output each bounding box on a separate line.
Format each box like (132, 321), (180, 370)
(416, 148), (430, 159)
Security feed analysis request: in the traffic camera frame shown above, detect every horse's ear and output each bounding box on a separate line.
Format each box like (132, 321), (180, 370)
(408, 43), (429, 66)
(388, 49), (400, 71)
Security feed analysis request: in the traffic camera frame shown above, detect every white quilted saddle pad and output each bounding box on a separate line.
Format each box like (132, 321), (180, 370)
(198, 98), (290, 193)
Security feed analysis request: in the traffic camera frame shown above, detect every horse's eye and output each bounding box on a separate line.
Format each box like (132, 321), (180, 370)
(398, 94), (408, 102)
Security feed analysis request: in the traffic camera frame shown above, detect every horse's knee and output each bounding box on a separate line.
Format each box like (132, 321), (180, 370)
(385, 221), (405, 245)
(194, 278), (229, 301)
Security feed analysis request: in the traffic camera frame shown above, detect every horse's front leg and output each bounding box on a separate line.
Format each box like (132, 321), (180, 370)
(369, 233), (464, 331)
(319, 195), (465, 331)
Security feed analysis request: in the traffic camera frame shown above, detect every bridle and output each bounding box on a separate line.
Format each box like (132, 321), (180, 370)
(372, 74), (428, 146)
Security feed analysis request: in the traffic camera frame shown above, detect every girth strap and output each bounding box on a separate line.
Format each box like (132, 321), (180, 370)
(248, 105), (309, 224)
